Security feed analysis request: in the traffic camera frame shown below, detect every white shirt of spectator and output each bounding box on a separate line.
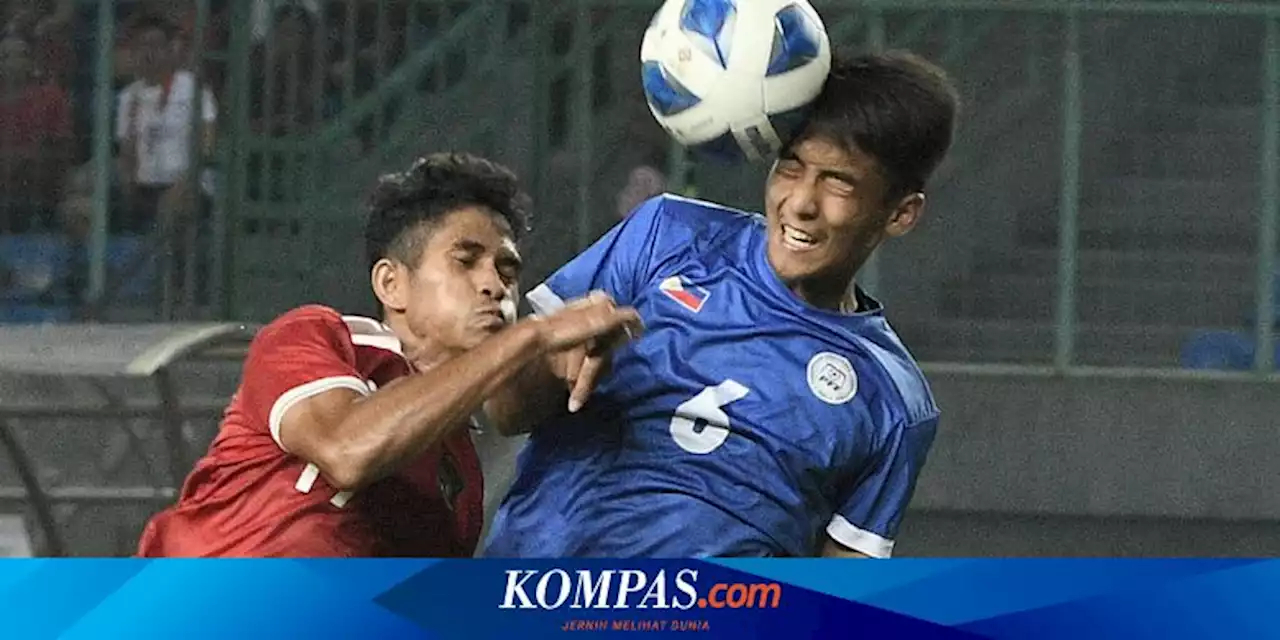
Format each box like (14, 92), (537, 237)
(115, 70), (216, 187)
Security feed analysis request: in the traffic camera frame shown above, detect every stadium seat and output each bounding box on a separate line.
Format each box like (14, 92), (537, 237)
(1180, 329), (1280, 371)
(105, 235), (156, 301)
(0, 234), (157, 323)
(0, 304), (72, 324)
(0, 234), (71, 302)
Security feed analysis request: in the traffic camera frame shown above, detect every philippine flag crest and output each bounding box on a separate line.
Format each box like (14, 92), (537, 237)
(659, 276), (710, 313)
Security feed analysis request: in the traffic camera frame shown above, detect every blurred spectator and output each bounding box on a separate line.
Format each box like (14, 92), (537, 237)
(3, 0), (73, 83)
(114, 14), (215, 234)
(253, 0), (320, 43)
(0, 33), (71, 231)
(55, 162), (93, 296)
(247, 5), (325, 202)
(56, 162), (92, 239)
(251, 4), (323, 136)
(615, 164), (667, 219)
(136, 0), (230, 73)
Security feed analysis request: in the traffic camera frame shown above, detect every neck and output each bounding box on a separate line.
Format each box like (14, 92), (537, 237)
(142, 69), (172, 85)
(791, 280), (857, 312)
(383, 314), (456, 372)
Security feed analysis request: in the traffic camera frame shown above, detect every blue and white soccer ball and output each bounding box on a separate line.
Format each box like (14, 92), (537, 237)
(640, 0), (832, 163)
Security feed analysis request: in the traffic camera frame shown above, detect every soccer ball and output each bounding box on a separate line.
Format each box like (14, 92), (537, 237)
(640, 0), (832, 163)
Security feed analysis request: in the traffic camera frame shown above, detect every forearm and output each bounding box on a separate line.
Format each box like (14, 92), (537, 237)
(820, 537), (871, 558)
(484, 353), (568, 436)
(325, 323), (547, 489)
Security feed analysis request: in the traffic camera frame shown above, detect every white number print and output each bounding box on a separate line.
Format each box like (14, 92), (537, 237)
(295, 463), (353, 508)
(669, 380), (751, 454)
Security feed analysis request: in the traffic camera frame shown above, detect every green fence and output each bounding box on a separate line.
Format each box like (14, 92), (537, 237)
(22, 0), (1279, 379)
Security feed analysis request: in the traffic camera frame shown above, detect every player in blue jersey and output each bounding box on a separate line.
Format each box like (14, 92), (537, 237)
(483, 52), (960, 557)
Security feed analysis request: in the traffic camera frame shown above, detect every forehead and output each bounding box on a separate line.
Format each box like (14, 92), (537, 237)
(787, 136), (882, 176)
(423, 205), (517, 252)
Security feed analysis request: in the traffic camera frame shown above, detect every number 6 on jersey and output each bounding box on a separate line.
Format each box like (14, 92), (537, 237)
(670, 380), (751, 454)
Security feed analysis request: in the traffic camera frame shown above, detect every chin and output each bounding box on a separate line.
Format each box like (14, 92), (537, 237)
(767, 249), (814, 282)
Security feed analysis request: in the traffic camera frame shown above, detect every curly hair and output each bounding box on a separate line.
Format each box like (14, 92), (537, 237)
(364, 152), (531, 271)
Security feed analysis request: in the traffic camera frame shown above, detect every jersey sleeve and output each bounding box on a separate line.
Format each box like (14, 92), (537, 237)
(526, 196), (673, 314)
(826, 416), (938, 558)
(238, 306), (374, 451)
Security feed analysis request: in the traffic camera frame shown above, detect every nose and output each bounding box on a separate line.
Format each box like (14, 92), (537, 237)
(475, 262), (508, 301)
(781, 178), (819, 221)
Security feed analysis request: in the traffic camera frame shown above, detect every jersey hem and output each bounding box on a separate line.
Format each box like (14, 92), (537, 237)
(826, 514), (895, 558)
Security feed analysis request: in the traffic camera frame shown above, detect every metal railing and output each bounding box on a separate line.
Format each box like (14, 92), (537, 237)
(6, 0), (1276, 380)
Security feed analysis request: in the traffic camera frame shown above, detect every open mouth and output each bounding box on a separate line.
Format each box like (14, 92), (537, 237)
(780, 224), (821, 252)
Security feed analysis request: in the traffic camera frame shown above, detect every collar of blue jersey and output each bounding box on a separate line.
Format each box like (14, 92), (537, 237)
(849, 285), (883, 315)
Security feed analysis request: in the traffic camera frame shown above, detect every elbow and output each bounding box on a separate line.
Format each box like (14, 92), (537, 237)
(311, 442), (379, 493)
(321, 462), (367, 493)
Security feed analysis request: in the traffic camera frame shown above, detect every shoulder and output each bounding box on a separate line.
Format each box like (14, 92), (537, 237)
(630, 194), (763, 261)
(263, 304), (348, 332)
(851, 324), (939, 430)
(118, 80), (145, 98)
(253, 305), (353, 353)
(643, 193), (761, 237)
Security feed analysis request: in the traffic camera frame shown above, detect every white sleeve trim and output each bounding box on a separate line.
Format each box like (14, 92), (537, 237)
(267, 376), (371, 452)
(526, 283), (567, 317)
(827, 514), (895, 558)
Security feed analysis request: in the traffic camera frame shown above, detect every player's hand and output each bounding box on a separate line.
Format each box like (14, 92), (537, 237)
(560, 333), (627, 413)
(532, 291), (643, 353)
(534, 292), (642, 413)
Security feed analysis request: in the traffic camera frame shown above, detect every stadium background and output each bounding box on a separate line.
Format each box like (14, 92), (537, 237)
(0, 0), (1277, 557)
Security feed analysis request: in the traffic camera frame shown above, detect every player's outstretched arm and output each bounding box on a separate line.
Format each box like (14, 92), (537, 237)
(484, 294), (636, 435)
(278, 295), (642, 492)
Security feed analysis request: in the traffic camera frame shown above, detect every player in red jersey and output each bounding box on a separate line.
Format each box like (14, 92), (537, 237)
(137, 153), (642, 557)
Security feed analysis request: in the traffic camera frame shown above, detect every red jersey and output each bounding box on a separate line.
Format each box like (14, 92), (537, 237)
(138, 305), (484, 557)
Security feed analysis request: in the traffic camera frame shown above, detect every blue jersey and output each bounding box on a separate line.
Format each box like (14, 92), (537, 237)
(484, 195), (938, 558)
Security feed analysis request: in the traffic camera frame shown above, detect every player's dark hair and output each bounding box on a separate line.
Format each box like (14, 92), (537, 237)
(364, 152), (531, 272)
(795, 51), (960, 201)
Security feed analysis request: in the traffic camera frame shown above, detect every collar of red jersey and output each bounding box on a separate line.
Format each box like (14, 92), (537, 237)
(341, 315), (403, 355)
(341, 315), (484, 433)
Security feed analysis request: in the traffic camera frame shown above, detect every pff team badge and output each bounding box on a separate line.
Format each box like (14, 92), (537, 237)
(807, 352), (858, 405)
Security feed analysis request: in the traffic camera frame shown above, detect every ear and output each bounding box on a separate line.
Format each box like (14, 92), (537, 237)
(371, 258), (409, 314)
(883, 192), (926, 239)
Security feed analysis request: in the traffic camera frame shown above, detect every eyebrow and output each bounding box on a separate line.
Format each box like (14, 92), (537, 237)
(451, 239), (487, 253)
(782, 152), (861, 185)
(822, 168), (860, 186)
(453, 238), (523, 267)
